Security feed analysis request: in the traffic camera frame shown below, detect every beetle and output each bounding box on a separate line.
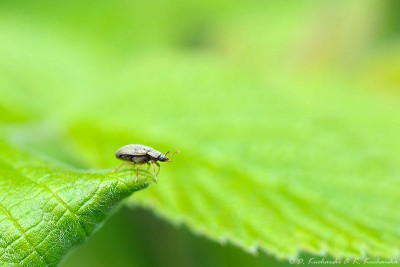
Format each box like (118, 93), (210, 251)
(114, 144), (178, 182)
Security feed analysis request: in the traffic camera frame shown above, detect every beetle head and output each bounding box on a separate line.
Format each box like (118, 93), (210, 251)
(158, 154), (169, 162)
(159, 150), (180, 162)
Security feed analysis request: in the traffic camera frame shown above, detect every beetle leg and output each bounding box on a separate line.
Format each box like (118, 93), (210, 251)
(146, 161), (151, 171)
(114, 162), (136, 172)
(147, 160), (159, 183)
(150, 161), (156, 175)
(135, 162), (147, 183)
(155, 161), (161, 176)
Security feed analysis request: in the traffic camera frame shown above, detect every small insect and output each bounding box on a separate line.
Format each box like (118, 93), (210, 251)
(114, 144), (178, 182)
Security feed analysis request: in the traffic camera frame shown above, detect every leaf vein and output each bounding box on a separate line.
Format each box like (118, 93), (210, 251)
(0, 202), (49, 266)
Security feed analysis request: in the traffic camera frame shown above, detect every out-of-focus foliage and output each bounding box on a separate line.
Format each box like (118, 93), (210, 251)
(60, 207), (284, 267)
(1, 0), (400, 266)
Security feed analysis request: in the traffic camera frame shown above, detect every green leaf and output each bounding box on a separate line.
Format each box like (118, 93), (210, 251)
(0, 141), (153, 266)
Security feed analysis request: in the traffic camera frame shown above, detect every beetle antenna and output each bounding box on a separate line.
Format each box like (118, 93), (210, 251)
(165, 150), (180, 162)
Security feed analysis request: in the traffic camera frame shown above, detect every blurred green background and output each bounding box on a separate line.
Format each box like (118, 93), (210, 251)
(1, 0), (400, 266)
